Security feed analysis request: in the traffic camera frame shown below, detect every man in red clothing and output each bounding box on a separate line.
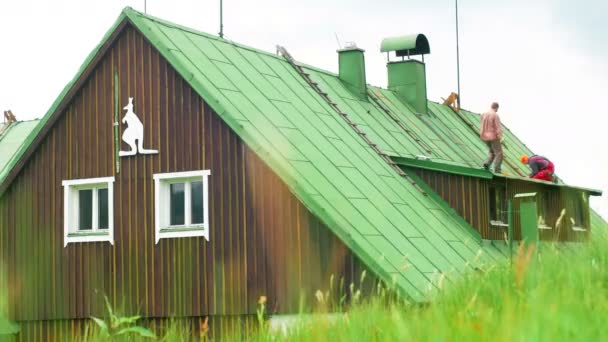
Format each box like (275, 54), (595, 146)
(520, 155), (555, 182)
(480, 102), (503, 173)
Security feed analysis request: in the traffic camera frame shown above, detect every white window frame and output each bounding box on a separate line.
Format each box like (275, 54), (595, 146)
(62, 176), (115, 247)
(153, 170), (211, 243)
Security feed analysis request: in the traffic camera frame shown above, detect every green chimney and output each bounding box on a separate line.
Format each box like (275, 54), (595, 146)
(338, 46), (367, 99)
(380, 34), (431, 114)
(387, 60), (428, 114)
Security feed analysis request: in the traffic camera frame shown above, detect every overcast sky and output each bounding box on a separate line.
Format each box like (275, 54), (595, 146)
(1, 0), (607, 219)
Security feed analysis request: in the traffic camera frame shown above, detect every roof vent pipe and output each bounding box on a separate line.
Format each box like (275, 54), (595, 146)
(381, 34), (430, 114)
(338, 43), (367, 99)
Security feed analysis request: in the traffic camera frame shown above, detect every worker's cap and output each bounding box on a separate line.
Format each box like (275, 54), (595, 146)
(520, 155), (529, 164)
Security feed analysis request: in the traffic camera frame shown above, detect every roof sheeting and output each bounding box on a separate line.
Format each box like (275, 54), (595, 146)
(0, 120), (39, 177)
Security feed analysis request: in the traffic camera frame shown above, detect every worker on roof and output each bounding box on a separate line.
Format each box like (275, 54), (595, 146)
(480, 102), (503, 173)
(520, 155), (555, 182)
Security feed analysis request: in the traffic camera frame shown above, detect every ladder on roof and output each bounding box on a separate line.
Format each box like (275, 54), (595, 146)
(367, 89), (433, 155)
(276, 45), (427, 195)
(425, 106), (482, 167)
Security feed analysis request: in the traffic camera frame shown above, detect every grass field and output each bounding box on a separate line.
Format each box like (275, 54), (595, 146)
(233, 236), (608, 341)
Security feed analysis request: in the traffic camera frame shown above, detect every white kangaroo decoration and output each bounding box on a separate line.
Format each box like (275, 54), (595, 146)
(119, 97), (158, 157)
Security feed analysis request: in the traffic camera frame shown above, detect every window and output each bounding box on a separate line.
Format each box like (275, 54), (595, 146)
(62, 177), (115, 246)
(489, 185), (508, 227)
(571, 192), (588, 231)
(537, 191), (552, 229)
(153, 170), (211, 243)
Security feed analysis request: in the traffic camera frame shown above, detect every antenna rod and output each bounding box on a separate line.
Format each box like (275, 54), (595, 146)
(455, 0), (461, 105)
(334, 33), (342, 49)
(219, 0), (224, 38)
(144, 0), (147, 14)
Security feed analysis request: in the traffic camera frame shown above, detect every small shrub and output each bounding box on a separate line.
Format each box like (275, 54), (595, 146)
(87, 295), (156, 341)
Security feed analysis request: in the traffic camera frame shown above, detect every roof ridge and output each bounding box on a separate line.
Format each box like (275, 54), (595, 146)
(11, 118), (40, 124)
(125, 8), (298, 66)
(124, 7), (344, 81)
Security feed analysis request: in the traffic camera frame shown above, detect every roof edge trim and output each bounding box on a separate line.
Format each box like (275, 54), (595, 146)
(495, 174), (603, 196)
(391, 156), (494, 179)
(392, 156), (602, 196)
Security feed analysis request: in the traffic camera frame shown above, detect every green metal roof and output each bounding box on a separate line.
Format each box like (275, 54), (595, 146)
(0, 120), (40, 177)
(380, 34), (430, 56)
(0, 7), (605, 301)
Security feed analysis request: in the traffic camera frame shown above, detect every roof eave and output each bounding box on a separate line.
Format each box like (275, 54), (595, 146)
(391, 156), (494, 179)
(494, 173), (603, 196)
(393, 156), (602, 196)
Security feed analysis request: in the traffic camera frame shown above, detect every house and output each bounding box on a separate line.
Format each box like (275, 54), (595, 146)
(0, 7), (605, 339)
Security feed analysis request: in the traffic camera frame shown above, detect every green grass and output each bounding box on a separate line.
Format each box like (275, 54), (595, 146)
(236, 237), (608, 341)
(77, 235), (608, 341)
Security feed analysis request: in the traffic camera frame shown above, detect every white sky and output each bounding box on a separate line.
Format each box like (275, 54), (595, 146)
(1, 0), (607, 219)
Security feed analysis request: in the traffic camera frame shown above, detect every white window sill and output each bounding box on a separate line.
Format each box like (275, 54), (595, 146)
(65, 232), (114, 246)
(156, 226), (209, 243)
(490, 220), (509, 228)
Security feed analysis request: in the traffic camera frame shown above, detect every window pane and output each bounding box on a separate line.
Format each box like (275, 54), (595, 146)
(489, 186), (507, 222)
(170, 183), (185, 226)
(497, 187), (507, 222)
(574, 193), (585, 226)
(98, 188), (109, 230)
(489, 187), (497, 220)
(191, 181), (204, 224)
(79, 189), (93, 231)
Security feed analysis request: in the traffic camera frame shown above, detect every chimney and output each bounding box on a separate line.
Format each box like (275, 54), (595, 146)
(338, 43), (367, 99)
(380, 34), (430, 114)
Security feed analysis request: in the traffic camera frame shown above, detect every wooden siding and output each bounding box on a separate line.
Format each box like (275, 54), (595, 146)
(13, 315), (256, 341)
(0, 25), (374, 323)
(506, 179), (589, 242)
(409, 168), (589, 242)
(410, 168), (497, 239)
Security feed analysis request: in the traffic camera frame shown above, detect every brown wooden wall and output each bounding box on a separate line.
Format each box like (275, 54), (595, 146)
(409, 168), (496, 239)
(409, 168), (589, 242)
(12, 316), (256, 341)
(0, 24), (374, 323)
(506, 179), (589, 242)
